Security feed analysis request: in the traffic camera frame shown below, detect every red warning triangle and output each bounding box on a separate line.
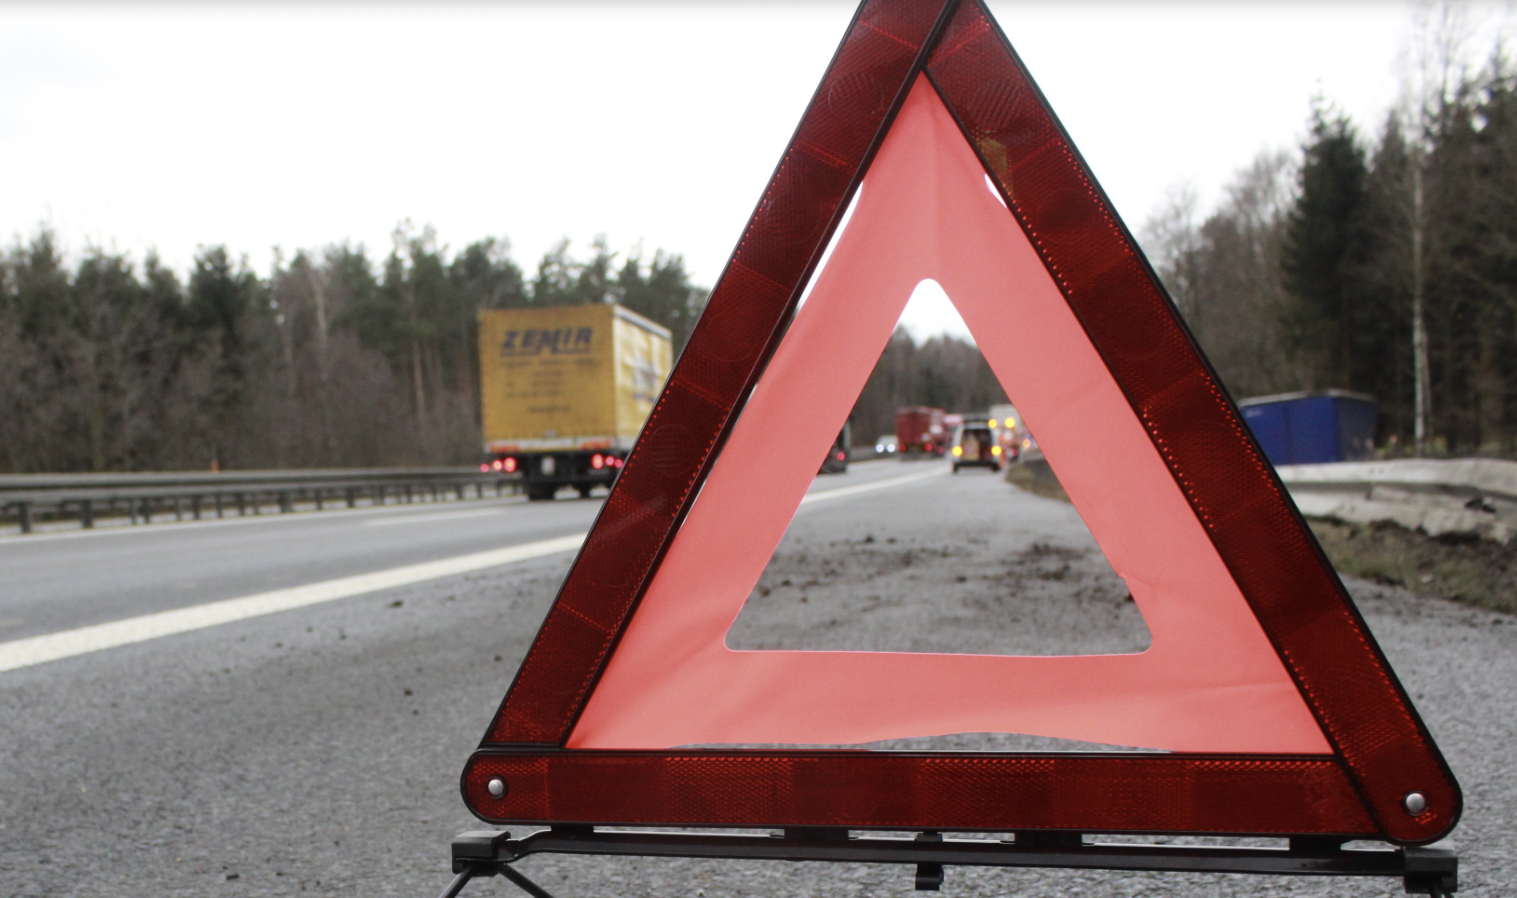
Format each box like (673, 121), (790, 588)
(464, 0), (1459, 846)
(571, 78), (1323, 755)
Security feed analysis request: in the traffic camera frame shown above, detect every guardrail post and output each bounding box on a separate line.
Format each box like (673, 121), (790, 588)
(377, 485), (386, 506)
(475, 482), (484, 499)
(140, 498), (152, 524)
(314, 489), (324, 511)
(345, 487), (356, 508)
(404, 484), (413, 504)
(456, 483), (466, 501)
(81, 498), (94, 529)
(16, 501), (33, 535)
(191, 496), (201, 520)
(236, 493), (247, 516)
(129, 500), (139, 525)
(279, 490), (292, 514)
(174, 497), (184, 522)
(214, 493), (224, 518)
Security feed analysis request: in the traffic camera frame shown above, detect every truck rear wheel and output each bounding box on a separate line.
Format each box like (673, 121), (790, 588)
(525, 484), (557, 502)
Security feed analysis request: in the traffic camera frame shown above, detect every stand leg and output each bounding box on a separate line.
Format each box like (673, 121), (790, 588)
(501, 865), (560, 898)
(915, 862), (944, 890)
(436, 868), (474, 898)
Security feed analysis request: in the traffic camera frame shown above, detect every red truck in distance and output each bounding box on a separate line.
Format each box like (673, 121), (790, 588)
(895, 406), (947, 457)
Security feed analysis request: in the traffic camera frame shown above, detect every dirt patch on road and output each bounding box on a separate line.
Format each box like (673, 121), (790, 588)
(722, 476), (1155, 751)
(729, 527), (1148, 657)
(1309, 518), (1517, 614)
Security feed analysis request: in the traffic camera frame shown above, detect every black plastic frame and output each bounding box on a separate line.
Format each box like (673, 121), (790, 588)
(446, 828), (1457, 897)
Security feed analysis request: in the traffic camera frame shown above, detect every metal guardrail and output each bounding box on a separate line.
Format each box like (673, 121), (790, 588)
(1275, 458), (1517, 500)
(1275, 459), (1517, 544)
(0, 468), (520, 535)
(1005, 454), (1516, 543)
(13, 457), (1514, 540)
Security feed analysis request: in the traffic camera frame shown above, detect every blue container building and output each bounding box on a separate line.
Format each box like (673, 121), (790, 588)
(1237, 390), (1379, 466)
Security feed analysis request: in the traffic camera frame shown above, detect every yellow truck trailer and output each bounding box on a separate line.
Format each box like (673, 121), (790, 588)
(478, 304), (672, 500)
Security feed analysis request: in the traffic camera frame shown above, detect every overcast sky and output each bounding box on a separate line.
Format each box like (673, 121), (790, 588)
(2, 2), (1510, 339)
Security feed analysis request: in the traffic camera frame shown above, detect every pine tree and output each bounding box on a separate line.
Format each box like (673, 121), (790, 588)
(1281, 103), (1372, 390)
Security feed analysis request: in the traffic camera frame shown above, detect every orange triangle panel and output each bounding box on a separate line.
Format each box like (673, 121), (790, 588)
(462, 0), (1459, 846)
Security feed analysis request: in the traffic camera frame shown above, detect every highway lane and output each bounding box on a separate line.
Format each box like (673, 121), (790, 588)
(0, 492), (591, 643)
(0, 462), (1512, 897)
(0, 459), (926, 645)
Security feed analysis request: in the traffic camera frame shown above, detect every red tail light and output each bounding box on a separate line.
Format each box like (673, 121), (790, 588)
(504, 457), (518, 473)
(592, 454), (605, 470)
(479, 463), (489, 472)
(835, 451), (846, 461)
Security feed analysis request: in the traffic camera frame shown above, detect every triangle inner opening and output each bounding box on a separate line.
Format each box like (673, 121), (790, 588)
(726, 280), (1152, 658)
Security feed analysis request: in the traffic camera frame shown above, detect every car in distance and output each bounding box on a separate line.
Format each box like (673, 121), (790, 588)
(950, 418), (1004, 473)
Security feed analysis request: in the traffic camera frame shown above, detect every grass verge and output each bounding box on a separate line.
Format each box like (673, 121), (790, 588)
(1003, 459), (1069, 503)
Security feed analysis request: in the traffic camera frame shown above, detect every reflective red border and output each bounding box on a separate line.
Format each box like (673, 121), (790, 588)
(481, 0), (950, 747)
(464, 751), (1375, 837)
(921, 2), (1457, 844)
(467, 0), (1460, 846)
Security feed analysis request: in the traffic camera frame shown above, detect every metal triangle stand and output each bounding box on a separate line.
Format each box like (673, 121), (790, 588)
(436, 827), (1457, 898)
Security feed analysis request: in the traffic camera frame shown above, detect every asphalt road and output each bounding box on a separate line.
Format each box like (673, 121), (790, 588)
(0, 460), (924, 644)
(0, 460), (1512, 897)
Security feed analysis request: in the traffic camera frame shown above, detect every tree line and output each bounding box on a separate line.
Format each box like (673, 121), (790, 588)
(851, 329), (1008, 446)
(0, 227), (706, 472)
(1144, 29), (1517, 457)
(20, 20), (1513, 472)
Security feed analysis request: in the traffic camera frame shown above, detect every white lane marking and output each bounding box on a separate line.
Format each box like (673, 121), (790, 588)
(0, 468), (938, 672)
(364, 508), (509, 527)
(0, 533), (586, 674)
(799, 466), (949, 507)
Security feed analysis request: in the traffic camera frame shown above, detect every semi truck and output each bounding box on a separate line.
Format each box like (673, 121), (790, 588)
(895, 406), (947, 457)
(478, 303), (672, 501)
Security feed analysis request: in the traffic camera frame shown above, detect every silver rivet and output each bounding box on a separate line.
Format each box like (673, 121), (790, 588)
(1403, 791), (1427, 815)
(487, 778), (507, 799)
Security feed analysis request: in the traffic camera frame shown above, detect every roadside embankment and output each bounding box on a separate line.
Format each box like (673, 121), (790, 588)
(1006, 455), (1517, 614)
